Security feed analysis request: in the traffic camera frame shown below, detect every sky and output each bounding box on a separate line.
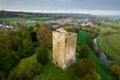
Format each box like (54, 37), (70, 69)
(0, 0), (120, 15)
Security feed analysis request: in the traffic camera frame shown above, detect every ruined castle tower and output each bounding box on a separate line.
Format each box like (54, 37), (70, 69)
(52, 28), (77, 70)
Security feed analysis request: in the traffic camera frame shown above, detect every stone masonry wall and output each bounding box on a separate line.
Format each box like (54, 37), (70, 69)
(52, 28), (77, 70)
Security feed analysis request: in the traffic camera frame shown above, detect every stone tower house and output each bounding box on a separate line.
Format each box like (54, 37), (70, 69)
(52, 28), (77, 70)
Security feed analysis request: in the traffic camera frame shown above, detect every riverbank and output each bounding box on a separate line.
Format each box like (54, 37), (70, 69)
(77, 30), (114, 80)
(93, 38), (109, 67)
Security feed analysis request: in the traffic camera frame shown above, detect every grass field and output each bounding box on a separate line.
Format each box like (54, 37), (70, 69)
(100, 27), (113, 33)
(101, 21), (120, 27)
(26, 22), (44, 27)
(0, 17), (52, 22)
(98, 34), (120, 62)
(77, 30), (114, 80)
(0, 17), (26, 22)
(34, 62), (76, 80)
(104, 22), (120, 27)
(32, 17), (52, 20)
(0, 17), (52, 27)
(26, 21), (50, 26)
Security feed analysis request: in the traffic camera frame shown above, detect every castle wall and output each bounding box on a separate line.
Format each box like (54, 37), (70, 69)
(52, 29), (77, 70)
(52, 31), (66, 69)
(65, 33), (77, 67)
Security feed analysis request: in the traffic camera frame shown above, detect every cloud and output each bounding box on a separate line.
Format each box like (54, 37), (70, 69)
(0, 0), (120, 15)
(71, 10), (120, 15)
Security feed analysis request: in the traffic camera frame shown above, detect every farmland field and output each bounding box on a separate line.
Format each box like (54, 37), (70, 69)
(0, 17), (26, 22)
(103, 22), (120, 27)
(0, 17), (53, 27)
(0, 17), (52, 22)
(101, 21), (120, 27)
(97, 34), (120, 62)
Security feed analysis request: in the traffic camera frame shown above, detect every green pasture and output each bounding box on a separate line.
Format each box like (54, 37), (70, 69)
(102, 21), (120, 27)
(0, 17), (26, 22)
(32, 17), (52, 20)
(0, 17), (52, 22)
(0, 17), (52, 27)
(100, 27), (112, 32)
(98, 34), (120, 62)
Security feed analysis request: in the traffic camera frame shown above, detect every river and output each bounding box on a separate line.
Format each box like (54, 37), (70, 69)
(93, 38), (109, 67)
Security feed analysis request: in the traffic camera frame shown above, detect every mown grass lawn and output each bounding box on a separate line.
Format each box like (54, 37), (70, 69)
(98, 34), (120, 62)
(34, 62), (76, 80)
(77, 30), (115, 80)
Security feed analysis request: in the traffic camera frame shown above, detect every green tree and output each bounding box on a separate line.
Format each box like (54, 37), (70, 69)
(110, 64), (120, 79)
(37, 27), (52, 49)
(30, 31), (37, 42)
(34, 22), (40, 31)
(78, 45), (89, 59)
(0, 70), (7, 80)
(9, 59), (42, 80)
(0, 27), (35, 79)
(37, 47), (49, 65)
(87, 32), (95, 48)
(10, 31), (34, 58)
(0, 29), (16, 79)
(76, 45), (81, 53)
(17, 22), (28, 31)
(75, 59), (101, 80)
(0, 30), (16, 71)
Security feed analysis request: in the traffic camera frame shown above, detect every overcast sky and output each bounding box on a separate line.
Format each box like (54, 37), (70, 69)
(0, 0), (120, 15)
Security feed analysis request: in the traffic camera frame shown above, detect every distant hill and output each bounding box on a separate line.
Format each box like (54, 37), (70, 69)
(0, 10), (95, 19)
(0, 10), (51, 18)
(0, 10), (115, 22)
